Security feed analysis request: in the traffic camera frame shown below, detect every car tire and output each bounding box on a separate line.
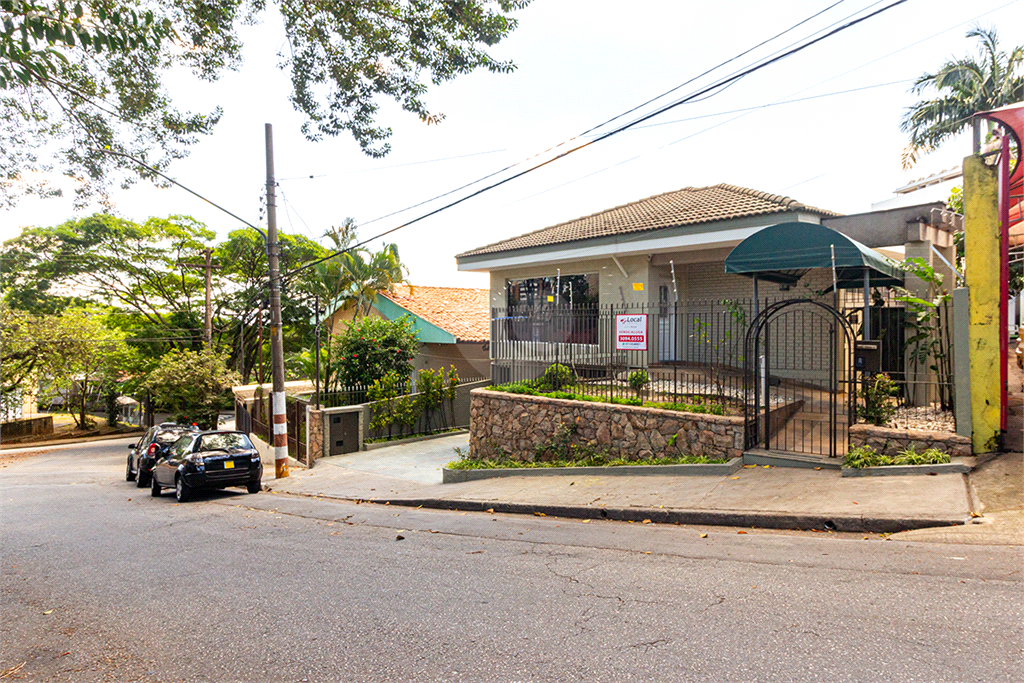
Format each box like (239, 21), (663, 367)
(246, 481), (261, 494)
(175, 475), (191, 503)
(136, 469), (149, 488)
(151, 475), (161, 497)
(126, 458), (136, 482)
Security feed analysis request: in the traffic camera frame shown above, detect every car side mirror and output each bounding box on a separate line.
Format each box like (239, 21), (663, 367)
(128, 444), (136, 450)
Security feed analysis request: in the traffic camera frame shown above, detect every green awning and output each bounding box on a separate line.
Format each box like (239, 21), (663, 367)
(724, 222), (904, 289)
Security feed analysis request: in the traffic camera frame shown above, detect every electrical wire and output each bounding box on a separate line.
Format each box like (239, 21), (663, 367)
(284, 0), (913, 279)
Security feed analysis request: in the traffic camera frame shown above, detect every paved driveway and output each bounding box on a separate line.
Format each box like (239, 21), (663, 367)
(317, 432), (468, 484)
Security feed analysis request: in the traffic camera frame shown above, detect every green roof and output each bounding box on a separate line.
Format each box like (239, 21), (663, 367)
(724, 222), (904, 288)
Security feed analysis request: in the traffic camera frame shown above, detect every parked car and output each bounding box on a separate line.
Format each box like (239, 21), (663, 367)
(126, 425), (197, 488)
(150, 431), (263, 503)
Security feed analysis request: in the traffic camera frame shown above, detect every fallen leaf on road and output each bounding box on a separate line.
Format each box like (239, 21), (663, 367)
(416, 505), (423, 509)
(581, 519), (590, 524)
(863, 537), (869, 540)
(127, 498), (131, 501)
(852, 501), (858, 504)
(737, 531), (747, 535)
(486, 509), (494, 514)
(643, 551), (651, 554)
(534, 512), (546, 516)
(730, 476), (740, 480)
(642, 519), (652, 524)
(700, 533), (708, 538)
(43, 609), (53, 615)
(467, 550), (484, 554)
(1, 662), (26, 679)
(813, 467), (822, 471)
(430, 530), (439, 533)
(395, 535), (405, 541)
(743, 465), (756, 468)
(396, 530), (405, 533)
(460, 512), (467, 516)
(970, 511), (982, 518)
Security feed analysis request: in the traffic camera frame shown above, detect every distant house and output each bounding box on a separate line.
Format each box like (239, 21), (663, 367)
(324, 284), (490, 382)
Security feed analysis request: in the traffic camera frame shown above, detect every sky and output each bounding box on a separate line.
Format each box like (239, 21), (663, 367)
(2, 0), (1022, 289)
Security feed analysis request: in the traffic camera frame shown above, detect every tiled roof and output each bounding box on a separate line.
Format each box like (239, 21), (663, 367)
(381, 285), (489, 343)
(457, 183), (840, 258)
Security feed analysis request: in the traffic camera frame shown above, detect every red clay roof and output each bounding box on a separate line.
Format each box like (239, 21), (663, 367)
(457, 183), (840, 259)
(380, 285), (489, 343)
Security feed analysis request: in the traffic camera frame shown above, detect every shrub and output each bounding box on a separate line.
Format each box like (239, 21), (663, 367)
(859, 373), (898, 426)
(844, 444), (881, 468)
(844, 444), (951, 468)
(539, 363), (575, 391)
(627, 369), (650, 398)
(332, 315), (418, 387)
(893, 446), (950, 466)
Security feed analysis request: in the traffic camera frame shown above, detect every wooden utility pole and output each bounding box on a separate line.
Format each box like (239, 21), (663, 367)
(181, 247), (220, 347)
(265, 123), (289, 479)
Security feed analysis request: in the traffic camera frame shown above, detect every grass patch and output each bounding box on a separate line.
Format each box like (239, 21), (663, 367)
(844, 444), (951, 468)
(365, 427), (461, 444)
(491, 383), (724, 415)
(447, 452), (727, 470)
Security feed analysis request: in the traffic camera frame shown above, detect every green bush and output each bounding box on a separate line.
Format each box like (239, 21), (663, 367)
(859, 373), (898, 426)
(627, 369), (649, 398)
(332, 315), (418, 387)
(539, 363), (575, 391)
(844, 444), (951, 468)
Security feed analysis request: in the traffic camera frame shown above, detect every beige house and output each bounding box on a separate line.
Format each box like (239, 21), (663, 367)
(325, 284), (491, 382)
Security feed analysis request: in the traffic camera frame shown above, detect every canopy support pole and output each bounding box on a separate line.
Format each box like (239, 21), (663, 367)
(752, 274), (759, 318)
(863, 268), (871, 340)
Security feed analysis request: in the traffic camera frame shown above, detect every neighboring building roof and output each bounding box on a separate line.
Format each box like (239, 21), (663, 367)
(379, 285), (489, 343)
(457, 183), (840, 259)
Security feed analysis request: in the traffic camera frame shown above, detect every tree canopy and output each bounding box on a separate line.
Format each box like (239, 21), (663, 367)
(1, 0), (531, 207)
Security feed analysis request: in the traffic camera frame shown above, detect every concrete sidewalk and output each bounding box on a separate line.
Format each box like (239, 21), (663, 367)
(263, 433), (985, 534)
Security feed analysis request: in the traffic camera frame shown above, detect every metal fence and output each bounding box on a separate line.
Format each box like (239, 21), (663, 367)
(244, 392), (307, 461)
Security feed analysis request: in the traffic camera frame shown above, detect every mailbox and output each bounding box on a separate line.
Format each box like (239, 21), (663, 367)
(854, 340), (881, 375)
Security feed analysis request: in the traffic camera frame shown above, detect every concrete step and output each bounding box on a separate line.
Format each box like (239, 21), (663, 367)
(743, 448), (842, 470)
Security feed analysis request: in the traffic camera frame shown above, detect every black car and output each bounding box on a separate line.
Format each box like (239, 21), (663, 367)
(150, 431), (263, 502)
(126, 425), (197, 488)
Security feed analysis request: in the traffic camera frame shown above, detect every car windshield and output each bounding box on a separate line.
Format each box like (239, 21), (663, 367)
(198, 433), (253, 452)
(155, 430), (187, 445)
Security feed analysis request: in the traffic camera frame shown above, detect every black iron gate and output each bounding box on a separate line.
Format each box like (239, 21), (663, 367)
(744, 300), (855, 458)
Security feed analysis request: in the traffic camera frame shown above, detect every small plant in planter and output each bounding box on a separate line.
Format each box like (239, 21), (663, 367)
(628, 369), (650, 399)
(858, 372), (898, 426)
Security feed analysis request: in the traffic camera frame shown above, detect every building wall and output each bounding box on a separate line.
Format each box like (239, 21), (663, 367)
(412, 342), (491, 382)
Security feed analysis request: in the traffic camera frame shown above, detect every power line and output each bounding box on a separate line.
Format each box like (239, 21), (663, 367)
(284, 0), (913, 279)
(277, 148), (509, 181)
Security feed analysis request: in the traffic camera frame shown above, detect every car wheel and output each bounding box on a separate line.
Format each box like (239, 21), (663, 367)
(126, 457), (136, 482)
(136, 469), (149, 488)
(150, 475), (161, 497)
(246, 481), (261, 494)
(175, 475), (191, 503)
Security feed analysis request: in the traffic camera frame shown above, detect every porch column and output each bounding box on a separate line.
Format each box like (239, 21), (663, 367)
(863, 268), (870, 340)
(752, 274), (759, 319)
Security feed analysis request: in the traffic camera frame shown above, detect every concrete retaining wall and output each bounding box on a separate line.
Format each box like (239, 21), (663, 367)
(849, 423), (972, 457)
(468, 388), (746, 462)
(1, 415), (54, 440)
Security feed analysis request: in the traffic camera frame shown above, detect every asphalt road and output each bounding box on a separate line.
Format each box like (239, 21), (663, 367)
(2, 439), (1022, 683)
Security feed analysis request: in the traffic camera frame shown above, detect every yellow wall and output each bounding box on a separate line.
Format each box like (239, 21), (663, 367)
(963, 155), (1002, 453)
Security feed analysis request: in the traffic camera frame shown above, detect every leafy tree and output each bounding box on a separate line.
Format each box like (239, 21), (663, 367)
(1, 308), (134, 428)
(900, 26), (1024, 169)
(143, 349), (239, 429)
(332, 315), (418, 387)
(1, 0), (530, 207)
(334, 244), (409, 317)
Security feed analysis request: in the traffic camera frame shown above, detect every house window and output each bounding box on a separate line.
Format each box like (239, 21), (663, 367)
(503, 273), (599, 344)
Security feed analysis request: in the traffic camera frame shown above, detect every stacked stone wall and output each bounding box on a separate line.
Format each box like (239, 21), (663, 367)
(849, 423), (972, 457)
(468, 389), (745, 462)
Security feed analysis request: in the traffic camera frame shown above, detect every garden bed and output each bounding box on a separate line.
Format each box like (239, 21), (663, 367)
(848, 423), (971, 457)
(443, 457), (741, 483)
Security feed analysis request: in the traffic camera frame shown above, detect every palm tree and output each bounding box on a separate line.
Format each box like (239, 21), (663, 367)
(340, 244), (408, 316)
(900, 26), (1023, 169)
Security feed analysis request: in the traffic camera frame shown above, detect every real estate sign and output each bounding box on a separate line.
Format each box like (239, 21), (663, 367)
(615, 314), (648, 350)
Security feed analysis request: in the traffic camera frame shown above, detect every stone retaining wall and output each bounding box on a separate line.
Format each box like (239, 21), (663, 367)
(848, 423), (972, 457)
(469, 389), (746, 461)
(1, 415), (53, 439)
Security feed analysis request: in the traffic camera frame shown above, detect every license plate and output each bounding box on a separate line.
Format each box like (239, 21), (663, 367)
(224, 461), (234, 469)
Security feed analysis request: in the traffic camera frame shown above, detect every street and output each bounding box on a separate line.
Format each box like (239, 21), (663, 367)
(2, 438), (1021, 682)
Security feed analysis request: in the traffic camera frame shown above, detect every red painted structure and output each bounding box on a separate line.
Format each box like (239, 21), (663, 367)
(977, 102), (1024, 433)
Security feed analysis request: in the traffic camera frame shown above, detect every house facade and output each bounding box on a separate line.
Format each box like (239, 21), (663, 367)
(324, 284), (491, 382)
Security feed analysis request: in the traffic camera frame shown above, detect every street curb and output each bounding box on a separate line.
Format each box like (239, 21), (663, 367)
(0, 429), (146, 451)
(442, 457), (742, 483)
(363, 496), (967, 534)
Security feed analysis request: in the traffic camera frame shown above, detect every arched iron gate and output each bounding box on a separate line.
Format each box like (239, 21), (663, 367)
(743, 300), (855, 459)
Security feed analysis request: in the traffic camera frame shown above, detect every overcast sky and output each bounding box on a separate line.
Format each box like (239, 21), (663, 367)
(3, 0), (1022, 288)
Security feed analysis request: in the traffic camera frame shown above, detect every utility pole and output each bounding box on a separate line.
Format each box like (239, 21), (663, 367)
(265, 123), (289, 479)
(180, 247), (220, 347)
